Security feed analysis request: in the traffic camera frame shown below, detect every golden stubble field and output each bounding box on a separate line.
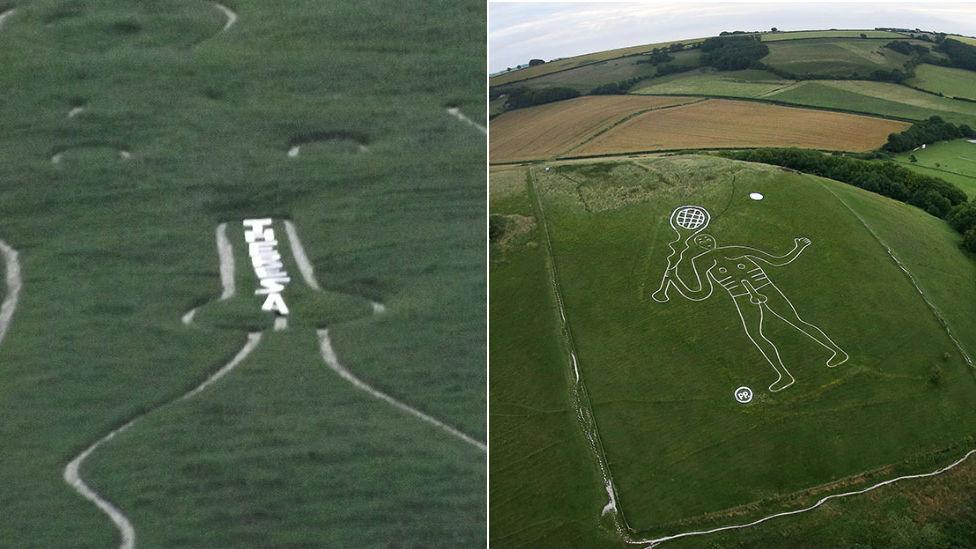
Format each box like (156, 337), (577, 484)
(509, 98), (909, 159)
(489, 95), (701, 163)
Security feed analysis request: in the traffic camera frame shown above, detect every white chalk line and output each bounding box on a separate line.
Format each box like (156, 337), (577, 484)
(64, 333), (263, 549)
(529, 174), (628, 535)
(68, 106), (85, 119)
(0, 239), (22, 348)
(638, 448), (976, 548)
(0, 8), (15, 29)
(317, 329), (485, 451)
(211, 2), (237, 32)
(50, 148), (131, 165)
(446, 107), (486, 135)
(273, 316), (288, 331)
(819, 183), (973, 367)
(182, 223), (236, 325)
(283, 220), (321, 291)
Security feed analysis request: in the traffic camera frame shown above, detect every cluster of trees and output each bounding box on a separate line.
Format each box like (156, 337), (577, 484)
(884, 40), (930, 56)
(700, 35), (769, 71)
(637, 50), (674, 65)
(882, 116), (976, 153)
(503, 86), (580, 109)
(937, 38), (976, 71)
(720, 148), (967, 220)
(590, 77), (644, 95)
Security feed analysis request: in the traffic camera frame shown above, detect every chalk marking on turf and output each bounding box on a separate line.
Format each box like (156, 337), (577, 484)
(0, 239), (22, 348)
(0, 8), (14, 29)
(68, 106), (85, 119)
(273, 316), (288, 331)
(652, 205), (847, 392)
(529, 172), (629, 535)
(216, 222), (236, 299)
(283, 220), (321, 291)
(819, 183), (973, 367)
(50, 148), (132, 164)
(446, 107), (486, 135)
(637, 447), (976, 548)
(181, 224), (236, 325)
(212, 2), (237, 32)
(316, 329), (485, 451)
(65, 333), (262, 549)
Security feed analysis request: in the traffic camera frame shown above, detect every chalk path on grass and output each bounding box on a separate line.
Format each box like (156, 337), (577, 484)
(64, 333), (263, 549)
(446, 107), (486, 135)
(182, 223), (235, 325)
(316, 329), (485, 451)
(0, 239), (21, 348)
(0, 8), (15, 29)
(211, 2), (237, 32)
(639, 448), (976, 548)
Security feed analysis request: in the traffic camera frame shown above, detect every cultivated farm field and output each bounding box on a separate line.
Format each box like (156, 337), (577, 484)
(571, 99), (909, 156)
(0, 1), (486, 548)
(489, 95), (701, 163)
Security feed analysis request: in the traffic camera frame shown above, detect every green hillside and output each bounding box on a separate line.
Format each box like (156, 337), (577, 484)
(893, 139), (976, 196)
(0, 1), (486, 548)
(909, 64), (976, 100)
(490, 155), (976, 548)
(761, 38), (914, 78)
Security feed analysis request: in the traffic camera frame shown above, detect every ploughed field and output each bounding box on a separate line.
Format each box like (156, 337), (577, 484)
(490, 98), (908, 162)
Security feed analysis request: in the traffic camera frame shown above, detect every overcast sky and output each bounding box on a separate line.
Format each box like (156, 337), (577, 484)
(489, 2), (976, 73)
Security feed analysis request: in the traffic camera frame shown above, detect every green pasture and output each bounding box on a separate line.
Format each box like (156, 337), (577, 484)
(0, 0), (485, 547)
(762, 30), (907, 41)
(632, 69), (793, 98)
(893, 139), (976, 197)
(763, 80), (976, 125)
(909, 63), (976, 101)
(761, 38), (913, 78)
(490, 155), (976, 546)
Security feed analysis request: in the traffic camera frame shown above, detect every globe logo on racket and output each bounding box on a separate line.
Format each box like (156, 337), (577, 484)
(674, 206), (709, 230)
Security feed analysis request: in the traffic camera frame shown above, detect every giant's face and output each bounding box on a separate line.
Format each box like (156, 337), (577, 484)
(693, 233), (716, 250)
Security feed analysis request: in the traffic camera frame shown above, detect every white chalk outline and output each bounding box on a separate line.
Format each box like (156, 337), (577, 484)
(316, 329), (485, 451)
(0, 239), (21, 348)
(51, 147), (132, 165)
(637, 447), (976, 548)
(211, 2), (237, 32)
(734, 386), (753, 404)
(652, 205), (848, 392)
(64, 333), (262, 549)
(446, 107), (487, 135)
(68, 106), (85, 119)
(182, 223), (236, 325)
(0, 8), (15, 29)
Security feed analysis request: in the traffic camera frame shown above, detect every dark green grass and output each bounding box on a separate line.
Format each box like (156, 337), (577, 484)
(490, 156), (976, 546)
(0, 0), (484, 547)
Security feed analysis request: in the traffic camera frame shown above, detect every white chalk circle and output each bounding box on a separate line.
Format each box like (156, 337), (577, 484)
(734, 386), (753, 404)
(749, 192), (764, 201)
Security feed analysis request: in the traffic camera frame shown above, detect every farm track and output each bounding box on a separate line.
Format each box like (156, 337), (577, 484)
(64, 333), (263, 549)
(0, 239), (21, 348)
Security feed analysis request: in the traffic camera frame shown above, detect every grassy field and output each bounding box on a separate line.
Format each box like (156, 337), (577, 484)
(908, 64), (976, 101)
(892, 139), (976, 197)
(761, 38), (914, 78)
(489, 38), (707, 87)
(632, 69), (794, 98)
(571, 99), (908, 156)
(489, 95), (701, 163)
(0, 1), (485, 548)
(761, 30), (907, 41)
(949, 35), (976, 46)
(763, 79), (976, 125)
(490, 154), (976, 547)
(496, 50), (702, 94)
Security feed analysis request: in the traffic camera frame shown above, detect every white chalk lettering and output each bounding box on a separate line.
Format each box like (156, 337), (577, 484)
(243, 218), (291, 316)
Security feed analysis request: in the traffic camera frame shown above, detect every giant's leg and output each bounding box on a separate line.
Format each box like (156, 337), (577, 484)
(733, 296), (795, 392)
(763, 284), (849, 367)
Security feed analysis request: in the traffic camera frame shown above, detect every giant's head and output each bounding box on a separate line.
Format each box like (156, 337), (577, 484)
(692, 233), (716, 250)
